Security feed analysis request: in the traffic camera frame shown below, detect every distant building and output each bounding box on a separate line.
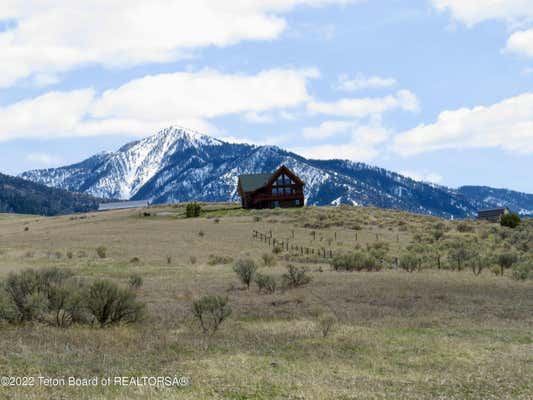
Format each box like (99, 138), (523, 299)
(238, 165), (305, 209)
(98, 200), (150, 211)
(477, 207), (510, 222)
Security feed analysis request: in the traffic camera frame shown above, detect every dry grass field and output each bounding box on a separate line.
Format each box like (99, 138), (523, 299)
(0, 204), (531, 399)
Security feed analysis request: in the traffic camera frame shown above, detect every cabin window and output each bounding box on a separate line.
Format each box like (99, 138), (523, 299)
(274, 174), (295, 187)
(272, 201), (280, 208)
(294, 199), (300, 206)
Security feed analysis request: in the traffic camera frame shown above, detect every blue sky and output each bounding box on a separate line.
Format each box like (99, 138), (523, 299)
(1, 0), (532, 191)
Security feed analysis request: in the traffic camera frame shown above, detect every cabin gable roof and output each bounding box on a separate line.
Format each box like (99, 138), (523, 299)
(238, 173), (272, 193)
(237, 165), (304, 194)
(265, 165), (304, 187)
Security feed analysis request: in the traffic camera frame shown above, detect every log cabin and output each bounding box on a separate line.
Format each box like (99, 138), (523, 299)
(238, 165), (305, 209)
(477, 207), (510, 222)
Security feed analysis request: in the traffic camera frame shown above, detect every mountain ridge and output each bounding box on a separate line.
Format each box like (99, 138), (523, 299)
(20, 126), (533, 219)
(0, 172), (102, 216)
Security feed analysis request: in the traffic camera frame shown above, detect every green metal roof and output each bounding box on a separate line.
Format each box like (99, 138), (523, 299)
(239, 173), (272, 192)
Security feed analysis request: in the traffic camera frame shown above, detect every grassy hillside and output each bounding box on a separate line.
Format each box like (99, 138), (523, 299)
(0, 204), (531, 399)
(0, 173), (102, 216)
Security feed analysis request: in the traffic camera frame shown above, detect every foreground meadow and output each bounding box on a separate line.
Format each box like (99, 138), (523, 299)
(0, 204), (531, 399)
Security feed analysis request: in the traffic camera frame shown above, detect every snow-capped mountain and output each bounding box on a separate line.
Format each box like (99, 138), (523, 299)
(20, 126), (533, 219)
(458, 186), (533, 217)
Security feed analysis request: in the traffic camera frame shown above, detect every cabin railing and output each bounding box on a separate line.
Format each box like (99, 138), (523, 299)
(251, 193), (303, 204)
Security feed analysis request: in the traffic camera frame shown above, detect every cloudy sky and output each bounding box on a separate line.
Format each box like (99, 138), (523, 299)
(1, 0), (533, 192)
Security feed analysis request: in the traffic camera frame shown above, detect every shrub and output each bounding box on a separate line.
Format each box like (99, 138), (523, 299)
(272, 245), (283, 254)
(48, 280), (87, 327)
(85, 280), (144, 327)
(0, 268), (77, 325)
(331, 252), (380, 272)
(317, 313), (337, 338)
(490, 265), (501, 276)
(447, 241), (475, 271)
(207, 254), (233, 265)
(469, 255), (491, 276)
(432, 228), (445, 241)
(456, 221), (474, 233)
(66, 251), (73, 259)
(189, 256), (197, 265)
(166, 255), (172, 265)
(130, 257), (140, 264)
(96, 246), (107, 259)
(399, 253), (419, 273)
(496, 252), (519, 276)
(191, 295), (231, 336)
(282, 264), (311, 289)
(186, 202), (202, 218)
(0, 269), (145, 328)
(261, 252), (276, 267)
(198, 231), (205, 238)
(500, 213), (521, 228)
(233, 258), (257, 289)
(254, 273), (277, 294)
(0, 290), (20, 323)
(367, 242), (390, 263)
(19, 291), (49, 323)
(511, 262), (532, 281)
(128, 274), (143, 290)
(213, 217), (220, 224)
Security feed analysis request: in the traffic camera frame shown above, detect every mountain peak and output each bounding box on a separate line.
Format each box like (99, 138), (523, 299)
(154, 125), (223, 147)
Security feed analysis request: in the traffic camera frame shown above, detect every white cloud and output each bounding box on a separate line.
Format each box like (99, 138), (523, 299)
(0, 0), (352, 87)
(32, 73), (60, 87)
(0, 89), (95, 141)
(91, 69), (316, 121)
(26, 153), (61, 166)
(0, 68), (315, 141)
(506, 29), (533, 58)
(243, 112), (275, 124)
(393, 92), (533, 155)
(522, 67), (533, 75)
(433, 0), (533, 59)
(431, 0), (533, 26)
(295, 119), (391, 161)
(302, 120), (355, 139)
(336, 74), (397, 91)
(308, 90), (420, 117)
(400, 170), (443, 184)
